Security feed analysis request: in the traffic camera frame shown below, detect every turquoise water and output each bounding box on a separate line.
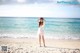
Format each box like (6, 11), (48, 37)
(0, 17), (80, 39)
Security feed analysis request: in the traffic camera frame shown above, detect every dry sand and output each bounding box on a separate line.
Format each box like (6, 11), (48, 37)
(0, 38), (80, 53)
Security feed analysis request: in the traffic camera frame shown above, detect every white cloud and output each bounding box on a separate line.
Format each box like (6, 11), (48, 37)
(0, 4), (80, 18)
(0, 0), (80, 4)
(78, 0), (80, 2)
(17, 0), (26, 3)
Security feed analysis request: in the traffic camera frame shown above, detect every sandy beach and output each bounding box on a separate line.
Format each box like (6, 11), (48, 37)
(0, 38), (80, 53)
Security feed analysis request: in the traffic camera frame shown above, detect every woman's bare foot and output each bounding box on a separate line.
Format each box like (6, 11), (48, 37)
(39, 45), (42, 47)
(44, 44), (46, 47)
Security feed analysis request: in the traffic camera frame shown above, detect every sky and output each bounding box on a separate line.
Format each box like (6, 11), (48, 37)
(0, 0), (80, 18)
(0, 0), (80, 4)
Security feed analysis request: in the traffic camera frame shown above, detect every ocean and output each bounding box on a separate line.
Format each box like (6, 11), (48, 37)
(0, 17), (80, 39)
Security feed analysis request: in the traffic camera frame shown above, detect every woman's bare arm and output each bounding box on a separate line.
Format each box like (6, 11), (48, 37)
(42, 21), (45, 27)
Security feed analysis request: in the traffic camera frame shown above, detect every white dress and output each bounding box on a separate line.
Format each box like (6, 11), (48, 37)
(38, 26), (44, 35)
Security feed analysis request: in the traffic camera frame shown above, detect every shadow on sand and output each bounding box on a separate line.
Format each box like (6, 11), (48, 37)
(44, 46), (80, 50)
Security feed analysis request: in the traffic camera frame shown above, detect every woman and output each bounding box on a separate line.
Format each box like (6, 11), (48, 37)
(38, 17), (45, 47)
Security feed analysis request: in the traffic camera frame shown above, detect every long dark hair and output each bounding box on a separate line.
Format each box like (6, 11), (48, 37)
(39, 17), (44, 27)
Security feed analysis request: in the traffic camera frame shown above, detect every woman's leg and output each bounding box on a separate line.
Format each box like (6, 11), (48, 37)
(39, 35), (41, 47)
(42, 35), (45, 47)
